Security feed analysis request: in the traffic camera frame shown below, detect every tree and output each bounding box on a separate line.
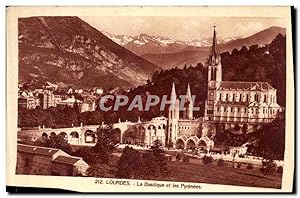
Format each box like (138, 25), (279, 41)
(34, 133), (72, 154)
(175, 152), (181, 161)
(202, 155), (213, 165)
(151, 146), (169, 177)
(87, 163), (115, 178)
(91, 126), (119, 164)
(72, 146), (94, 164)
(116, 146), (140, 178)
(135, 152), (161, 180)
(73, 101), (80, 115)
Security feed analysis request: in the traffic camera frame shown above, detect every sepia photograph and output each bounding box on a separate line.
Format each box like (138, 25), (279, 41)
(6, 6), (294, 193)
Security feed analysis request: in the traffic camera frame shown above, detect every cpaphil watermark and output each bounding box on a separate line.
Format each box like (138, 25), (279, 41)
(99, 94), (200, 112)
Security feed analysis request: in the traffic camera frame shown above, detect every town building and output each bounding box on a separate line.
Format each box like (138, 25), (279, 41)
(39, 90), (56, 109)
(16, 144), (89, 176)
(18, 96), (40, 109)
(56, 95), (82, 109)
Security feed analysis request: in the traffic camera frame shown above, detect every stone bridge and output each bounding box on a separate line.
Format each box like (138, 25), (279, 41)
(112, 117), (167, 146)
(18, 125), (100, 146)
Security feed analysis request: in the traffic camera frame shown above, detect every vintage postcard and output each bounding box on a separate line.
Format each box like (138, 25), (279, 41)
(6, 6), (294, 193)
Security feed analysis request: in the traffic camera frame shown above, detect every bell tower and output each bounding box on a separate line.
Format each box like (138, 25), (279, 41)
(207, 25), (222, 86)
(205, 25), (222, 121)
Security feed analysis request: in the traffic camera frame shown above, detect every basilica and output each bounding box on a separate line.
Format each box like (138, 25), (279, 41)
(114, 26), (283, 151)
(204, 26), (283, 132)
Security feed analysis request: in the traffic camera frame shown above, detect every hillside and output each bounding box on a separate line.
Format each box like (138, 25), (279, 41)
(18, 17), (159, 89)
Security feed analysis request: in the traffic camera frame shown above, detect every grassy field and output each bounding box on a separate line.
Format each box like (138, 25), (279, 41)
(72, 145), (282, 189)
(161, 160), (282, 189)
(109, 154), (282, 189)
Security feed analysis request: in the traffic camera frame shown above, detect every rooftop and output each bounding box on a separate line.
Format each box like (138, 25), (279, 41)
(217, 81), (275, 91)
(17, 144), (60, 156)
(53, 155), (83, 165)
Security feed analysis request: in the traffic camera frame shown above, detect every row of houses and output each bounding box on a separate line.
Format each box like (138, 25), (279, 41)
(18, 89), (96, 112)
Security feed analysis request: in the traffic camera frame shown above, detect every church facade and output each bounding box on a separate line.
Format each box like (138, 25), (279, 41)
(204, 26), (283, 132)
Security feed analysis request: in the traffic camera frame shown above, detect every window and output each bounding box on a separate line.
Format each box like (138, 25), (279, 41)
(255, 94), (258, 102)
(233, 93), (235, 101)
(239, 94), (242, 101)
(237, 107), (240, 112)
(246, 94), (249, 101)
(264, 95), (267, 103)
(219, 93), (222, 100)
(226, 94), (228, 101)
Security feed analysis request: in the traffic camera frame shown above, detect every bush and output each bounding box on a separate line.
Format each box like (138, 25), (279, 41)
(277, 166), (283, 174)
(182, 155), (190, 163)
(246, 163), (253, 169)
(217, 159), (225, 167)
(202, 155), (213, 165)
(237, 162), (242, 169)
(260, 159), (277, 177)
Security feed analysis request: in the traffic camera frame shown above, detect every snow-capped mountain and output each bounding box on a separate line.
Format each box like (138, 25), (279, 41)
(102, 31), (241, 55)
(102, 31), (134, 46)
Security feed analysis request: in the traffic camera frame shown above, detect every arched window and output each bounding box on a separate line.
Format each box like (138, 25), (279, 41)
(255, 94), (258, 102)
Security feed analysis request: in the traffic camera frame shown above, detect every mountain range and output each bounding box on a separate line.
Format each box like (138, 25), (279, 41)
(18, 16), (158, 89)
(104, 26), (286, 69)
(19, 16), (286, 89)
(102, 31), (240, 55)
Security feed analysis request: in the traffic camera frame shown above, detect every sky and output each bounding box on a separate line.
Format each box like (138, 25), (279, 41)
(80, 16), (286, 41)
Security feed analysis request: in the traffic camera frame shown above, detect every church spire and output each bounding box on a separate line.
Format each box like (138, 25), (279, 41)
(212, 25), (218, 58)
(185, 83), (193, 120)
(208, 25), (220, 65)
(186, 83), (192, 100)
(170, 81), (177, 103)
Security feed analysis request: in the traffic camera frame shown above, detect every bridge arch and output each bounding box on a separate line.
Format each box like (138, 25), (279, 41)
(50, 132), (57, 139)
(59, 132), (68, 142)
(42, 132), (48, 138)
(70, 131), (79, 144)
(84, 130), (96, 143)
